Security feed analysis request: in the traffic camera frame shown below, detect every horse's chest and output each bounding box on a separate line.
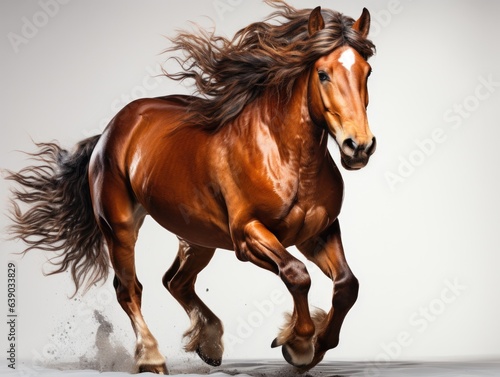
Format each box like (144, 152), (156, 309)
(271, 181), (343, 246)
(274, 204), (331, 246)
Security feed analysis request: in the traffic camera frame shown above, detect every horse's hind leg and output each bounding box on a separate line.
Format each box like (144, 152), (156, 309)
(163, 238), (223, 366)
(92, 177), (167, 374)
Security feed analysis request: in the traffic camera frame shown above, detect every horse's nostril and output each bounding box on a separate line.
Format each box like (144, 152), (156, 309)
(366, 137), (377, 156)
(343, 138), (358, 153)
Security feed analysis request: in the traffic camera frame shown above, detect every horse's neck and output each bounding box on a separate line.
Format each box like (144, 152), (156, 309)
(260, 76), (328, 169)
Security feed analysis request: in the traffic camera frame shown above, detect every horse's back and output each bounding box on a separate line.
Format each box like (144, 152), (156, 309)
(89, 95), (191, 178)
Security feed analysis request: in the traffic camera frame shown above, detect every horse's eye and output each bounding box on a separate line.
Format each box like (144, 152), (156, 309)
(318, 71), (329, 82)
(367, 69), (373, 78)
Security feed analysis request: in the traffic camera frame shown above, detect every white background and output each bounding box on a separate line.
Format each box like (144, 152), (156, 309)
(1, 0), (499, 371)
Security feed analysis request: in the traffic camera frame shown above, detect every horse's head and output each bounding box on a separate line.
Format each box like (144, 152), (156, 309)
(307, 7), (376, 170)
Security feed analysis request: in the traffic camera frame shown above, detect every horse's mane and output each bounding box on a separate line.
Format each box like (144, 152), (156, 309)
(163, 0), (376, 132)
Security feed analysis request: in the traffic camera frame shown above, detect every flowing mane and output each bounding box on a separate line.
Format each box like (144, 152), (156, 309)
(163, 0), (375, 131)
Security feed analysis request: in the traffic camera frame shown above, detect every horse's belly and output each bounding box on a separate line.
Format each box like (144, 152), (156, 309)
(149, 210), (234, 250)
(141, 191), (234, 250)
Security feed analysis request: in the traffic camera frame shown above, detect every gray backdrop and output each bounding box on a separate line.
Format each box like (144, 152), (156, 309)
(1, 0), (499, 368)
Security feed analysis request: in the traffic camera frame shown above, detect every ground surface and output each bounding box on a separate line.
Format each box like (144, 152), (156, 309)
(3, 360), (500, 377)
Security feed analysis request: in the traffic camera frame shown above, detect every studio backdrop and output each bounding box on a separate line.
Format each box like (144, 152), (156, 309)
(1, 0), (499, 370)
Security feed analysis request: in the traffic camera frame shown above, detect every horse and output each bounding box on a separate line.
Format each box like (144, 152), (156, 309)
(7, 1), (376, 374)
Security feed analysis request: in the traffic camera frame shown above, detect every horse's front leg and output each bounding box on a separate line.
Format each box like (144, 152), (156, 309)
(234, 220), (316, 367)
(297, 219), (359, 369)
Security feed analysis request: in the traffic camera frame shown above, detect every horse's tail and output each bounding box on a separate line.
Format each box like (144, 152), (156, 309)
(6, 135), (108, 294)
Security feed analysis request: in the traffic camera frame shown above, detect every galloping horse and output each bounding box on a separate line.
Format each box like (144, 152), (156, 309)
(7, 1), (376, 374)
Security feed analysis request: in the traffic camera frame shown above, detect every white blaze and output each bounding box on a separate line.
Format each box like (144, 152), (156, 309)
(339, 49), (355, 73)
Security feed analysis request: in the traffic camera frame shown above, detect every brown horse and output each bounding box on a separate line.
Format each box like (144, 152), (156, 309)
(7, 1), (376, 374)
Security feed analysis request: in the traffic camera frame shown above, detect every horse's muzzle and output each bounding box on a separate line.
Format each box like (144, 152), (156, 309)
(340, 137), (376, 170)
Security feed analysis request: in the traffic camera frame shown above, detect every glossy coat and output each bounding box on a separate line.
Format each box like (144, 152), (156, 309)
(7, 4), (376, 374)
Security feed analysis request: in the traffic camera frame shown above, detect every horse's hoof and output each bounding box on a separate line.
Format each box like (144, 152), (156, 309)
(138, 362), (169, 374)
(196, 347), (222, 367)
(271, 337), (280, 348)
(282, 344), (301, 367)
(280, 342), (314, 368)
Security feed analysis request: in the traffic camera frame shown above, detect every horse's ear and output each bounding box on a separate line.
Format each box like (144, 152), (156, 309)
(308, 6), (325, 36)
(352, 8), (371, 38)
